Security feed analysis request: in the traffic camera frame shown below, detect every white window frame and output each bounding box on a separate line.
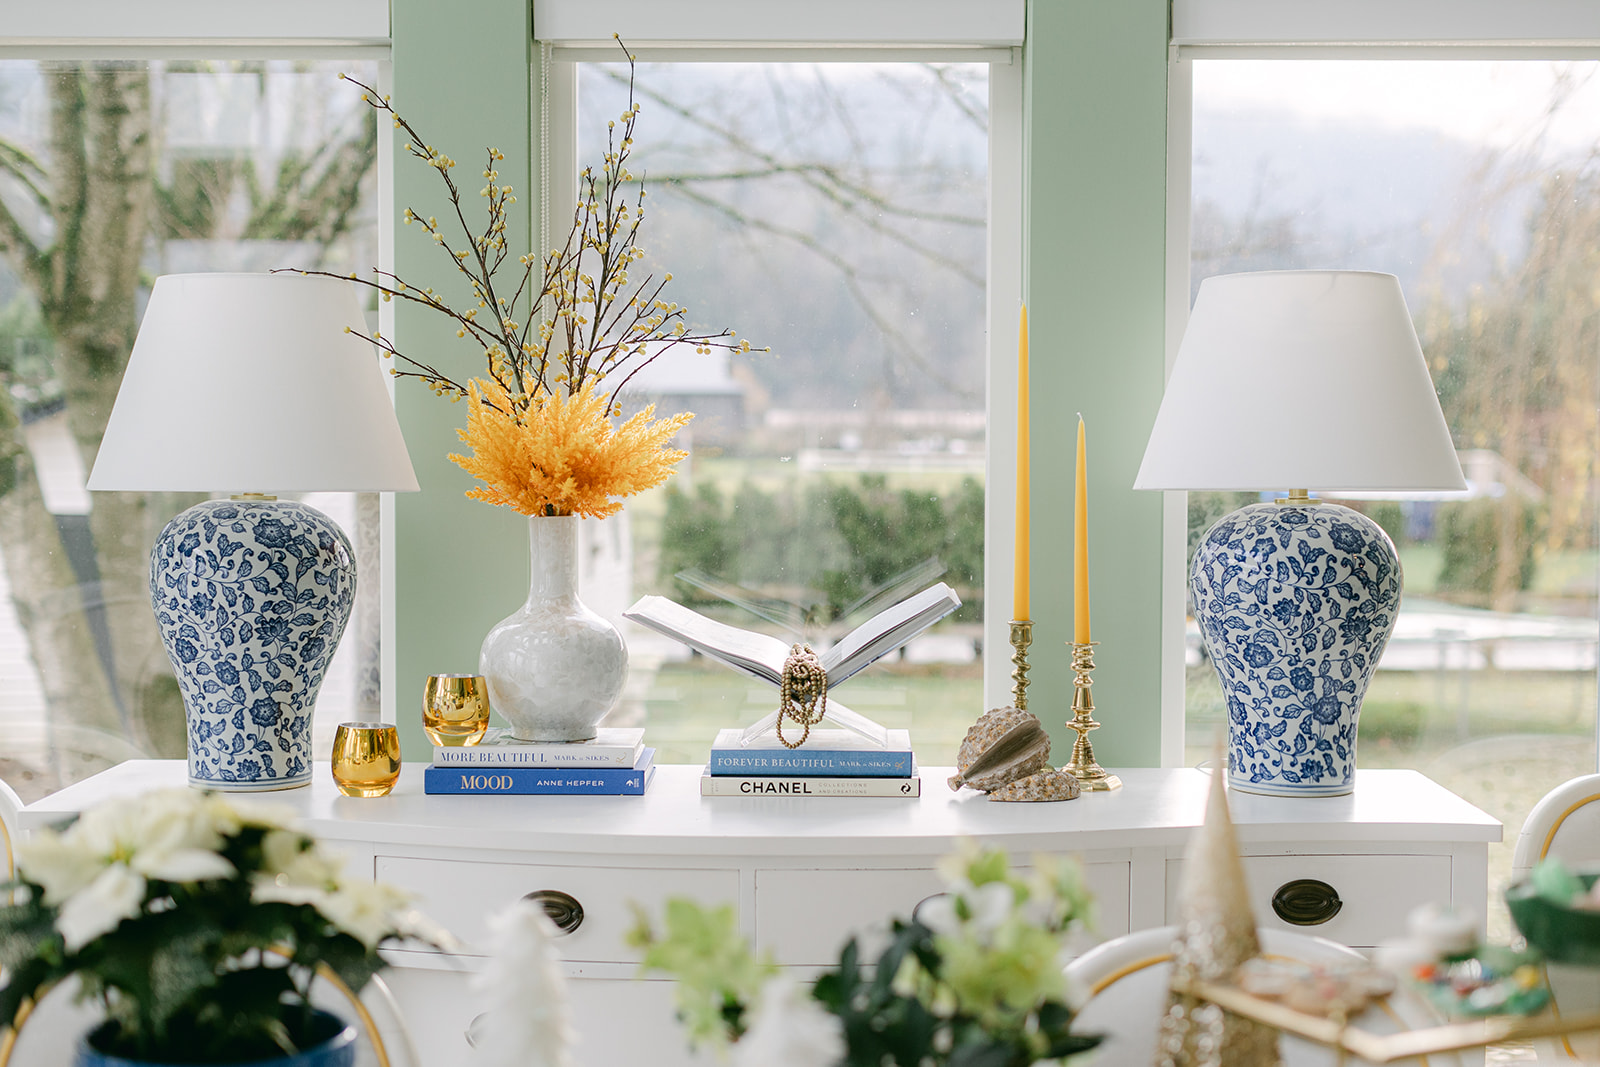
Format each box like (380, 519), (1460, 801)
(542, 42), (1025, 711)
(1166, 0), (1600, 764)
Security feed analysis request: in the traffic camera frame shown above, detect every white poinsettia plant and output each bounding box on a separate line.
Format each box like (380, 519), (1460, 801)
(0, 788), (450, 1064)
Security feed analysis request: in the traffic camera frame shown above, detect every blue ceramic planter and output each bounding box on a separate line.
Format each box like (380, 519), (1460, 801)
(77, 1010), (356, 1067)
(1191, 500), (1401, 797)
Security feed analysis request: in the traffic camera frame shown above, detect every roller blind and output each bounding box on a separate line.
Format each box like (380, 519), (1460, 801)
(1174, 0), (1600, 46)
(533, 0), (1024, 47)
(3, 0), (389, 45)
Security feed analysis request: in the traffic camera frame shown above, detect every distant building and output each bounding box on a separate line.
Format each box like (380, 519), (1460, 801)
(613, 344), (746, 449)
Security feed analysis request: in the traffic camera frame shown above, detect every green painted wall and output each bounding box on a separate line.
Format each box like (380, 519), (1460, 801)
(386, 0), (1173, 767)
(1023, 0), (1170, 766)
(391, 0), (534, 762)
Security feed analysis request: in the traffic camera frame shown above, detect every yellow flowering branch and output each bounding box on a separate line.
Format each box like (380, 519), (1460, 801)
(285, 38), (763, 513)
(449, 377), (693, 518)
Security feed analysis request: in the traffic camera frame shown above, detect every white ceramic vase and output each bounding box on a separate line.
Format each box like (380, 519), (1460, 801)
(479, 515), (628, 741)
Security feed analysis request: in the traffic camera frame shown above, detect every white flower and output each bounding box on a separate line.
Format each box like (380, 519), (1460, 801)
(317, 881), (412, 949)
(257, 829), (341, 889)
(17, 830), (105, 904)
(392, 907), (462, 953)
(916, 893), (961, 935)
(75, 789), (223, 863)
(252, 882), (332, 909)
(733, 975), (845, 1067)
(965, 882), (1015, 937)
(249, 829), (350, 916)
(919, 883), (1014, 942)
(132, 846), (234, 883)
(471, 900), (574, 1067)
(57, 864), (146, 952)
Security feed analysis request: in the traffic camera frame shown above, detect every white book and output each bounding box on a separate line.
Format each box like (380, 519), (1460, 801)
(700, 771), (922, 798)
(431, 727), (646, 767)
(623, 582), (961, 690)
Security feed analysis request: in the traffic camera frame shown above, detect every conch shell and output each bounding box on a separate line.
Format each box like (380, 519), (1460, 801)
(947, 707), (1051, 792)
(989, 767), (1082, 802)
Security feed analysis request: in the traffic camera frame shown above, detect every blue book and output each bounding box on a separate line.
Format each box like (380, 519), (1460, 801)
(424, 748), (655, 795)
(708, 729), (914, 777)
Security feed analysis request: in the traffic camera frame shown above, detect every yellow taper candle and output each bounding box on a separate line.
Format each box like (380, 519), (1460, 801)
(1074, 414), (1090, 643)
(1014, 305), (1030, 620)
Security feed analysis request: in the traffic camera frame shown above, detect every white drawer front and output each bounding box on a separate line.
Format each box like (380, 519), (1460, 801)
(377, 856), (738, 963)
(1164, 854), (1451, 947)
(756, 862), (1131, 966)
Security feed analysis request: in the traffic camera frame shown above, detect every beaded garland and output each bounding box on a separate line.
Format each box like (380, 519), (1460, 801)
(775, 643), (827, 748)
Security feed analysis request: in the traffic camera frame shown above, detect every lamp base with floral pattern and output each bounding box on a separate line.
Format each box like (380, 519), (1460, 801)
(1191, 500), (1400, 797)
(150, 498), (356, 791)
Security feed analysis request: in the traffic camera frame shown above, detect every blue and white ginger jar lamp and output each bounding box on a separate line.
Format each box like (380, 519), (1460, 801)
(1135, 270), (1466, 797)
(87, 273), (419, 791)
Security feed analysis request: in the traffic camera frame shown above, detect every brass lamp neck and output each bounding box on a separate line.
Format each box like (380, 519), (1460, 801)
(231, 493), (280, 501)
(1275, 489), (1312, 505)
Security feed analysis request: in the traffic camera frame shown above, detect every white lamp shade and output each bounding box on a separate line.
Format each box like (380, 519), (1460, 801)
(87, 273), (420, 493)
(1134, 270), (1467, 492)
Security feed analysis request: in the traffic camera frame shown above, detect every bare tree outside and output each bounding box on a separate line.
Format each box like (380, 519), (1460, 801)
(577, 62), (990, 763)
(1190, 58), (1600, 939)
(0, 59), (378, 798)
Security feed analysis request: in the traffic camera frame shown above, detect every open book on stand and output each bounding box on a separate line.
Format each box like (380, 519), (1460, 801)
(625, 582), (961, 749)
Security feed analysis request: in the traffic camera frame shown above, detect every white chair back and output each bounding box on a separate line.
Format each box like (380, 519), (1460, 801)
(1512, 772), (1600, 880)
(1509, 772), (1600, 1062)
(1065, 926), (1461, 1067)
(0, 774), (22, 896)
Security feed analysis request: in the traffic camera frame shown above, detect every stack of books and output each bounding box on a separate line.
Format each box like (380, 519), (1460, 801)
(423, 727), (655, 795)
(700, 727), (920, 797)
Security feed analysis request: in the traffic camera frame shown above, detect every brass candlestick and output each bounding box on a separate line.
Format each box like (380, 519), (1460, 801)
(1064, 641), (1121, 791)
(1009, 620), (1032, 710)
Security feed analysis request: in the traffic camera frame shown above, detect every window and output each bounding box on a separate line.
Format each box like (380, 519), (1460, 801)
(0, 58), (381, 800)
(1182, 54), (1600, 939)
(572, 58), (992, 764)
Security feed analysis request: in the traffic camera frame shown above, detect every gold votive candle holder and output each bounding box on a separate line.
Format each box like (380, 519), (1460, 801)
(423, 673), (492, 746)
(331, 721), (401, 797)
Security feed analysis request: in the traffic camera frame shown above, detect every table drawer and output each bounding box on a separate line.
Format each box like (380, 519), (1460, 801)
(1164, 854), (1451, 948)
(756, 861), (1131, 966)
(376, 855), (738, 963)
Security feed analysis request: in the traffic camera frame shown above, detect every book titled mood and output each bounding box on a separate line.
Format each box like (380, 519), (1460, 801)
(708, 728), (913, 776)
(431, 727), (644, 767)
(425, 748), (655, 795)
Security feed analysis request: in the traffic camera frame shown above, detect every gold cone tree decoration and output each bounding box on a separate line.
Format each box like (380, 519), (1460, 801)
(1154, 763), (1281, 1067)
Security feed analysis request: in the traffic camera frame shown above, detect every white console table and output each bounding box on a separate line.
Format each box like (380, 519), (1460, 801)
(20, 762), (1499, 1067)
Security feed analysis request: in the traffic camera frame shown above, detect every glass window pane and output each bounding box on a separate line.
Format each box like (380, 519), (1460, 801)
(0, 59), (380, 801)
(576, 61), (988, 765)
(1191, 59), (1600, 939)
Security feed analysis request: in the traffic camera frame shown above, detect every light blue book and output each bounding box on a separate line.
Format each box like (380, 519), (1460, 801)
(708, 729), (914, 777)
(424, 748), (655, 794)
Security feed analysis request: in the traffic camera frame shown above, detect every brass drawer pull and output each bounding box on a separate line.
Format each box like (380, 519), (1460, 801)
(1271, 878), (1343, 926)
(524, 889), (584, 934)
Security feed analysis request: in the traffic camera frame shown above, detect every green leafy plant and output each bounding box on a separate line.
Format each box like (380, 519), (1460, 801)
(0, 788), (447, 1063)
(627, 844), (1102, 1067)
